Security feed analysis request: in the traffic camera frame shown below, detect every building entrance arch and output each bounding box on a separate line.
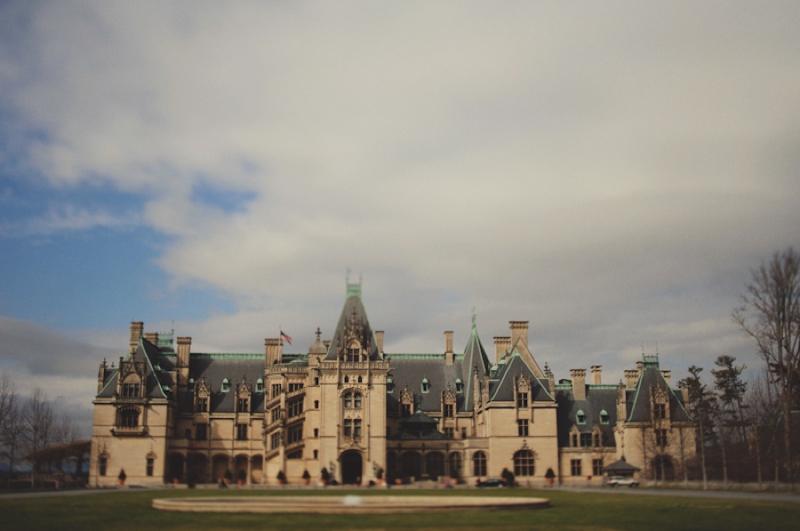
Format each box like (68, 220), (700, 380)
(340, 451), (363, 485)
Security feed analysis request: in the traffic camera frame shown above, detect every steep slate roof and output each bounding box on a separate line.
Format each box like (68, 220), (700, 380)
(555, 386), (618, 447)
(461, 322), (491, 412)
(186, 354), (266, 414)
(489, 351), (554, 403)
(387, 356), (465, 412)
(324, 283), (381, 361)
(96, 337), (174, 399)
(626, 360), (690, 423)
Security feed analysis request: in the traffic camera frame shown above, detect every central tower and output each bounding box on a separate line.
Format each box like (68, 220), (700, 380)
(318, 280), (389, 484)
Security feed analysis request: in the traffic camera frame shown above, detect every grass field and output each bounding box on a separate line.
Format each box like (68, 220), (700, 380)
(1, 488), (797, 531)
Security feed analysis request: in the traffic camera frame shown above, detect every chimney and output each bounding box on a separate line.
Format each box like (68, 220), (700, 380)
(661, 370), (671, 387)
(265, 338), (282, 367)
(509, 321), (529, 349)
(376, 331), (384, 355)
(176, 337), (191, 388)
(144, 332), (159, 345)
(681, 386), (690, 412)
(636, 361), (643, 376)
(624, 369), (638, 389)
(591, 365), (602, 385)
(494, 337), (510, 363)
(544, 363), (555, 395)
(570, 369), (586, 401)
(129, 322), (143, 354)
(444, 331), (454, 365)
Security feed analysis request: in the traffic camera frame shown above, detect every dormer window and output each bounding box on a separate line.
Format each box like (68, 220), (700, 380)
(455, 378), (463, 393)
(237, 398), (249, 413)
(346, 347), (360, 362)
(599, 409), (609, 424)
(221, 378), (230, 393)
(421, 378), (430, 393)
(516, 391), (529, 408)
(121, 381), (140, 398)
(654, 403), (666, 419)
(189, 378), (195, 392)
(576, 409), (586, 425)
(256, 379), (263, 393)
(387, 377), (394, 393)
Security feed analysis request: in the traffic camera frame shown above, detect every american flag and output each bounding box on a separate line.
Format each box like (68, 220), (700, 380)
(280, 330), (292, 345)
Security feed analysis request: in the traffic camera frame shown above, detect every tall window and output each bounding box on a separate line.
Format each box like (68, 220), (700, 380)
(570, 459), (582, 476)
(344, 419), (352, 436)
(288, 399), (303, 418)
(346, 347), (360, 362)
(593, 433), (601, 447)
(271, 384), (282, 398)
(236, 423), (248, 440)
(195, 423), (207, 441)
(271, 407), (280, 423)
(289, 383), (304, 393)
(119, 408), (139, 428)
(288, 424), (303, 444)
(354, 393), (362, 408)
(654, 403), (666, 419)
(238, 398), (249, 413)
(656, 429), (668, 447)
(592, 458), (603, 476)
(344, 392), (352, 408)
(517, 419), (529, 437)
(444, 404), (454, 418)
(99, 457), (107, 476)
(516, 391), (528, 408)
(513, 450), (535, 476)
(571, 433), (579, 447)
(354, 419), (362, 437)
(402, 403), (412, 417)
(473, 451), (487, 476)
(270, 432), (280, 449)
(146, 457), (154, 476)
(580, 433), (592, 447)
(444, 427), (454, 438)
(196, 398), (208, 413)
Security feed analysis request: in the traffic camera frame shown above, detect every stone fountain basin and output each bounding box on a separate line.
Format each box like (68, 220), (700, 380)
(153, 495), (550, 514)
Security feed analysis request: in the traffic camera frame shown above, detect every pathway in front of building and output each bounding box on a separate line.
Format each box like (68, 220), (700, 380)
(1, 484), (798, 504)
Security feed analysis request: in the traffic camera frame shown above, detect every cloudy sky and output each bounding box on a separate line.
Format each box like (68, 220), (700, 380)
(1, 1), (799, 435)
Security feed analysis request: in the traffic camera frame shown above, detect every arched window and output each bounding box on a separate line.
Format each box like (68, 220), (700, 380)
(576, 409), (586, 424)
(455, 378), (463, 393)
(256, 378), (264, 393)
(118, 408), (139, 429)
(421, 378), (430, 393)
(425, 452), (445, 479)
(448, 452), (462, 478)
(473, 451), (487, 477)
(513, 450), (535, 476)
(387, 377), (394, 393)
(344, 392), (352, 408)
(354, 392), (362, 408)
(357, 375), (363, 383)
(599, 409), (609, 424)
(221, 378), (230, 393)
(344, 375), (350, 383)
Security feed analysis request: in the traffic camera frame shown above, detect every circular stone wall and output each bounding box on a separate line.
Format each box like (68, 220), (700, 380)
(153, 495), (550, 514)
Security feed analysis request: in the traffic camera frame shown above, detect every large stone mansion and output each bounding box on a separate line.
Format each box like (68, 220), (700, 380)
(90, 281), (695, 486)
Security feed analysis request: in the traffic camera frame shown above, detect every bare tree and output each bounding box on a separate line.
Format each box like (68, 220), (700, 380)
(22, 388), (54, 488)
(54, 414), (80, 476)
(0, 371), (21, 485)
(733, 247), (800, 484)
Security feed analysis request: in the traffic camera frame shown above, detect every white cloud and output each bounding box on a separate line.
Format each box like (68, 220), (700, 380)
(1, 1), (799, 391)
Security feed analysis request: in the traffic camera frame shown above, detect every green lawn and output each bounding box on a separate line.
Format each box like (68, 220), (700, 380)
(2, 488), (797, 531)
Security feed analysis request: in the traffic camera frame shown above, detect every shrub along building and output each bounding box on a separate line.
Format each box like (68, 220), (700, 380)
(90, 281), (695, 487)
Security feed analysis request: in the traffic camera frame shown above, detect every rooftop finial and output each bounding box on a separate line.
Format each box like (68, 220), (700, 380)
(471, 307), (476, 328)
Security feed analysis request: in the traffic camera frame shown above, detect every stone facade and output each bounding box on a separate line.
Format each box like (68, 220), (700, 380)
(89, 281), (694, 487)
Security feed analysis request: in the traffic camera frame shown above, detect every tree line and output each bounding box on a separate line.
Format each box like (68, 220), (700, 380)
(680, 247), (800, 487)
(0, 372), (85, 488)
